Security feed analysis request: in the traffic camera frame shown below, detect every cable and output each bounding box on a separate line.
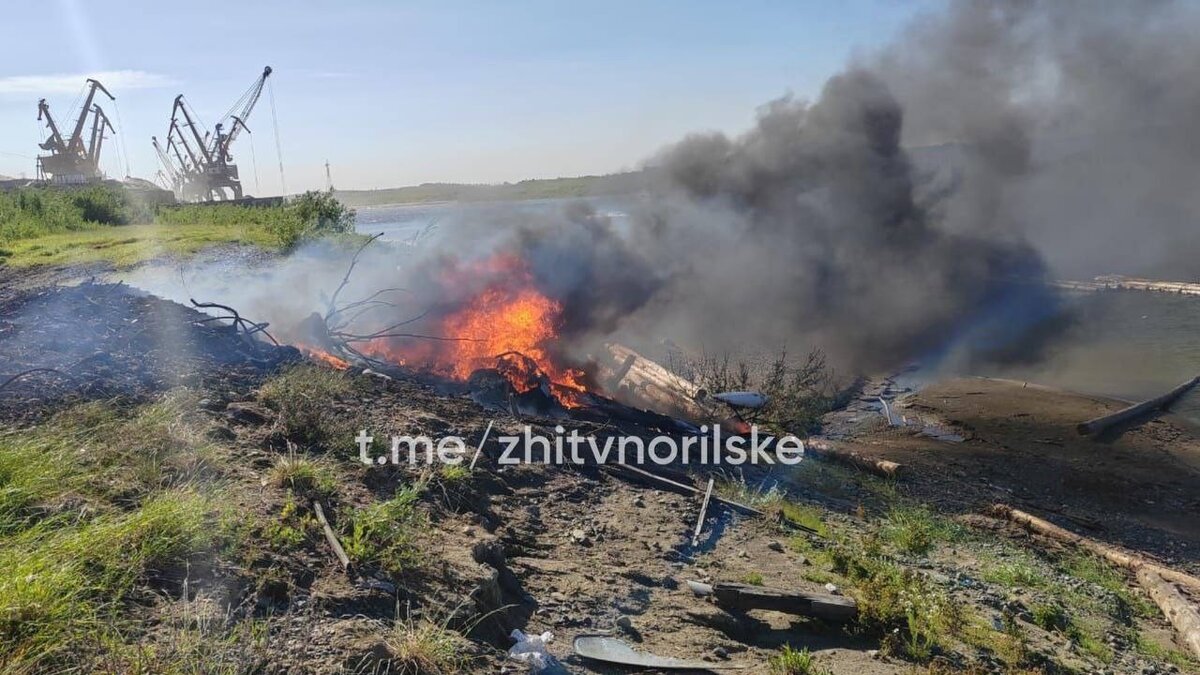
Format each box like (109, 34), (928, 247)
(268, 78), (286, 196)
(249, 129), (261, 194)
(112, 100), (132, 177)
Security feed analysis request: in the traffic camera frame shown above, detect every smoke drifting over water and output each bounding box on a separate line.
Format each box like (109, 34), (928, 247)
(876, 0), (1200, 279)
(128, 0), (1200, 378)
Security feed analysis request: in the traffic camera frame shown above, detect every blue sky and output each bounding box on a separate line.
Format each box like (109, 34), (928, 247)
(0, 1), (936, 194)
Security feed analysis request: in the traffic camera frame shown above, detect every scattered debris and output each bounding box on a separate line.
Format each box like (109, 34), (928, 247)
(508, 629), (565, 674)
(687, 581), (857, 621)
(573, 635), (745, 670)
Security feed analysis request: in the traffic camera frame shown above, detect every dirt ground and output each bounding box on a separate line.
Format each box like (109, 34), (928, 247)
(860, 377), (1200, 571)
(2, 267), (1199, 673)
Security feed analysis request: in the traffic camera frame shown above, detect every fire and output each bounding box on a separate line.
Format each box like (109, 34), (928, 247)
(298, 345), (350, 370)
(364, 254), (590, 407)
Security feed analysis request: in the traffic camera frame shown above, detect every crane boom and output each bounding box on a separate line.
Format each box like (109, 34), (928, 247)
(67, 80), (114, 155)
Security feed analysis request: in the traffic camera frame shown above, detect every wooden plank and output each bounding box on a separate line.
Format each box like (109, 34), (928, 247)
(711, 582), (858, 621)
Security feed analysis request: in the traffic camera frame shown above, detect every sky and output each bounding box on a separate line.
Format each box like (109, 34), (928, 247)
(0, 0), (937, 195)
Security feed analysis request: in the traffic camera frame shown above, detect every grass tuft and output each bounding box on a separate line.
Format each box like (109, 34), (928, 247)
(258, 364), (354, 446)
(383, 616), (468, 675)
(769, 645), (826, 674)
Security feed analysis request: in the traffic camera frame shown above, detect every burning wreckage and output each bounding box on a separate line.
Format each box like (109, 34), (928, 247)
(285, 235), (769, 441)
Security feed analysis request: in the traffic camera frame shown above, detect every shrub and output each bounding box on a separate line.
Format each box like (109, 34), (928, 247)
(669, 347), (833, 435)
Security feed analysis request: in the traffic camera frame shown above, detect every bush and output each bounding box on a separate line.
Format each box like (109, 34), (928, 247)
(669, 347), (834, 435)
(0, 184), (149, 245)
(155, 190), (356, 250)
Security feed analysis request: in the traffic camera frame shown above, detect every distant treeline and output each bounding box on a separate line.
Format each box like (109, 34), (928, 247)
(332, 171), (646, 207)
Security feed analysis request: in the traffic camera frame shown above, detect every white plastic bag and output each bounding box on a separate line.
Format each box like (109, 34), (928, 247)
(507, 629), (563, 673)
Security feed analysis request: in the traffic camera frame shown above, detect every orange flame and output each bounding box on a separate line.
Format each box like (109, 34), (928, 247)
(364, 254), (589, 407)
(298, 345), (351, 370)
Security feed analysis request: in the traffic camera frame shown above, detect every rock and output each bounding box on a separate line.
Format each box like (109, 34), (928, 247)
(570, 529), (590, 545)
(767, 540), (784, 552)
(224, 401), (270, 425)
(824, 583), (840, 595)
(712, 646), (729, 659)
(615, 615), (632, 631)
(633, 495), (645, 507)
(868, 649), (881, 660)
(206, 425), (236, 442)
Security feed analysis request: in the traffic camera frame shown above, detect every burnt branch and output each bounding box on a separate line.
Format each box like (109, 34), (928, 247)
(324, 232), (385, 324)
(190, 299), (280, 346)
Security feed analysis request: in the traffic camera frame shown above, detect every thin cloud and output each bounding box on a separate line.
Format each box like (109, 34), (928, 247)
(0, 70), (176, 95)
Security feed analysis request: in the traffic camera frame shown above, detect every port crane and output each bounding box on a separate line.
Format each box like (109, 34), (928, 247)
(36, 79), (116, 183)
(157, 66), (272, 202)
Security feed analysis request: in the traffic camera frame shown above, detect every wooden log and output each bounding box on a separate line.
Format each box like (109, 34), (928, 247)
(1137, 568), (1200, 661)
(313, 501), (353, 574)
(710, 582), (858, 621)
(805, 439), (903, 478)
(1076, 375), (1200, 436)
(988, 505), (1200, 595)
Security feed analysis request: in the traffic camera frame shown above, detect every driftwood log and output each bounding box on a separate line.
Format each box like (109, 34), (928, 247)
(805, 439), (903, 478)
(1137, 568), (1200, 660)
(1076, 375), (1200, 436)
(990, 504), (1200, 659)
(989, 505), (1200, 594)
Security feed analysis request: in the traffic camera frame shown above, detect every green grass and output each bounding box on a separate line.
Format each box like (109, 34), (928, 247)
(0, 391), (244, 672)
(439, 463), (472, 484)
(878, 504), (961, 555)
(820, 536), (960, 662)
(981, 554), (1049, 589)
(769, 645), (826, 675)
(0, 187), (358, 267)
(382, 616), (469, 675)
(1058, 551), (1155, 619)
(0, 220), (283, 267)
(268, 453), (337, 497)
(742, 571), (765, 586)
(343, 485), (428, 575)
(0, 488), (227, 671)
(1030, 602), (1071, 633)
(258, 364), (355, 447)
